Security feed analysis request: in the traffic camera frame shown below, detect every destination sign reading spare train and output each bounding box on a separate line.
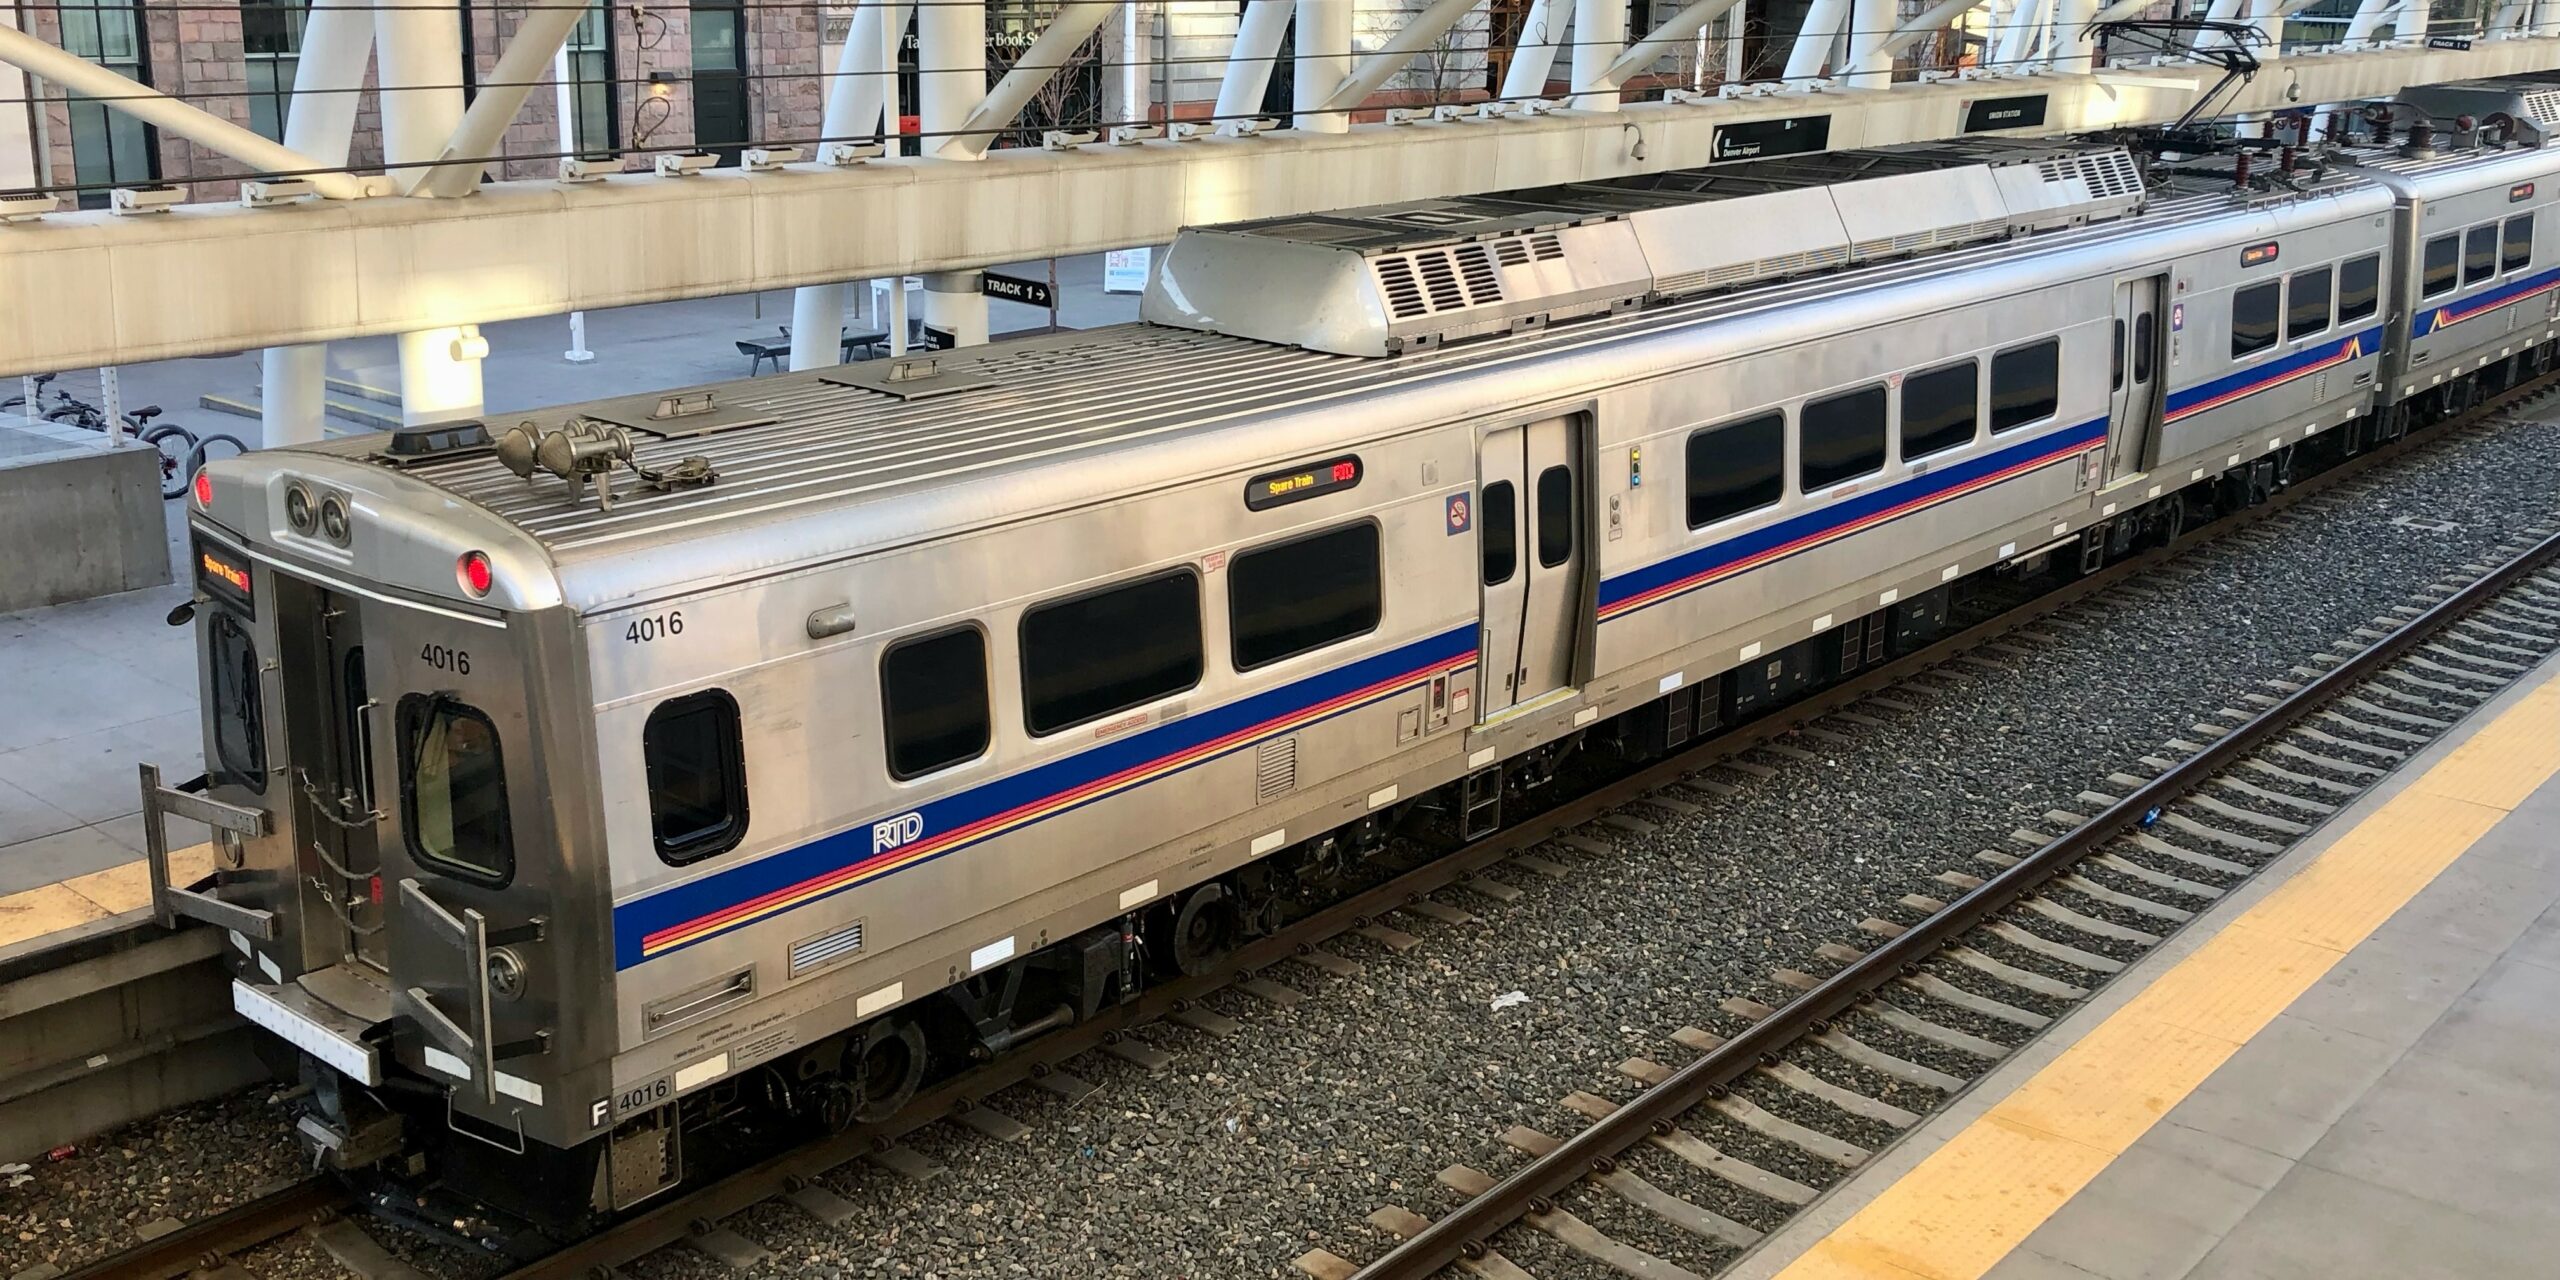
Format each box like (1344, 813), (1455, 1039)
(1710, 114), (1831, 164)
(1245, 455), (1362, 510)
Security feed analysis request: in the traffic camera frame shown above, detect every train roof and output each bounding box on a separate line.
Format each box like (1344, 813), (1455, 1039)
(250, 135), (2543, 616)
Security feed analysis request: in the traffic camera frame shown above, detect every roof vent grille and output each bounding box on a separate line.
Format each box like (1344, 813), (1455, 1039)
(1375, 256), (1428, 319)
(1455, 242), (1503, 303)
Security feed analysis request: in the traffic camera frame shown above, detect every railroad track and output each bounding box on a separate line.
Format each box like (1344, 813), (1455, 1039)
(1290, 545), (2560, 1276)
(36, 1178), (351, 1280)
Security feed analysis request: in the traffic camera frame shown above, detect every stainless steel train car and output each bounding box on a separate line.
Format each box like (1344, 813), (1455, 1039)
(140, 122), (2560, 1247)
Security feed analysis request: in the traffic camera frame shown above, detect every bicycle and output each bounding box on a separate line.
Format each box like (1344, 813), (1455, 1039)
(43, 390), (206, 501)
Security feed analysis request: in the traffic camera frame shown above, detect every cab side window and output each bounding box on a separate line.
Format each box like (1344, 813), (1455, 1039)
(400, 695), (515, 884)
(644, 690), (749, 864)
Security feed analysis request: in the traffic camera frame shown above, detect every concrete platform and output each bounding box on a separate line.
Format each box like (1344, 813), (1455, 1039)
(1731, 651), (2560, 1280)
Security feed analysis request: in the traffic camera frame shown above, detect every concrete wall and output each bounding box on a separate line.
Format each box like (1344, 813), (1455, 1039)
(0, 440), (170, 612)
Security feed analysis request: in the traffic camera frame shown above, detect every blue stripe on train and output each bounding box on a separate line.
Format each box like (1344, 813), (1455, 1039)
(1595, 415), (2107, 620)
(612, 624), (1477, 968)
(2162, 326), (2383, 423)
(2412, 267), (2560, 338)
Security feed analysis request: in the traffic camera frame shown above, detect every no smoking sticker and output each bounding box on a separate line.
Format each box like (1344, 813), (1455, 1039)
(1446, 491), (1473, 536)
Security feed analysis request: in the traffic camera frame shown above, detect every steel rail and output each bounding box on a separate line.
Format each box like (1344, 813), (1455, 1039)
(1348, 529), (2560, 1279)
(50, 1176), (347, 1280)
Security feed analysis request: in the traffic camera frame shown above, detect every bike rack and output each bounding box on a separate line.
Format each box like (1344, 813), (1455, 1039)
(137, 762), (275, 939)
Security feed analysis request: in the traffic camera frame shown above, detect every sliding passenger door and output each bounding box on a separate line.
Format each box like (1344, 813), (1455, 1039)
(1476, 414), (1586, 718)
(2106, 275), (2167, 485)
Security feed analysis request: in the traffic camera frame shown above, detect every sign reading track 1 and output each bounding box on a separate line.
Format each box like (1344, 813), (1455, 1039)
(981, 271), (1056, 309)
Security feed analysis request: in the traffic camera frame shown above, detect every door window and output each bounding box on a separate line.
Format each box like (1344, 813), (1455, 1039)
(1534, 465), (1574, 569)
(209, 610), (267, 794)
(2132, 311), (2155, 384)
(399, 696), (514, 884)
(1479, 481), (1517, 585)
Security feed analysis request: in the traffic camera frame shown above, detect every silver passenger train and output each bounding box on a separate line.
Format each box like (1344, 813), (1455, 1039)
(144, 103), (2560, 1244)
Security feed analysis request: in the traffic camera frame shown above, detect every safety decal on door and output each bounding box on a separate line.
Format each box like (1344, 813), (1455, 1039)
(1446, 491), (1473, 536)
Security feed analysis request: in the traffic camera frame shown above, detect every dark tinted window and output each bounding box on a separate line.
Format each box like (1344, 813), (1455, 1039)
(2287, 267), (2331, 341)
(1900, 359), (1978, 461)
(2338, 254), (2381, 324)
(1800, 385), (1887, 490)
(2111, 319), (2125, 391)
(400, 696), (513, 884)
(645, 691), (748, 864)
(2465, 223), (2497, 284)
(2132, 312), (2155, 383)
(880, 627), (990, 779)
(2505, 213), (2534, 272)
(209, 610), (266, 794)
(2423, 232), (2459, 296)
(2230, 282), (2280, 358)
(1534, 465), (1574, 568)
(1480, 481), (1516, 585)
(1685, 412), (1785, 528)
(1231, 523), (1381, 669)
(1990, 340), (2060, 431)
(1021, 570), (1202, 735)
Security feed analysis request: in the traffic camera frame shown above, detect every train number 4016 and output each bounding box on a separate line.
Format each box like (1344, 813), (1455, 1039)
(626, 611), (685, 644)
(419, 644), (471, 674)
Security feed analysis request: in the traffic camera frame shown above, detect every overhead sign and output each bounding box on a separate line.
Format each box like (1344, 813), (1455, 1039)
(920, 324), (956, 351)
(1104, 247), (1153, 294)
(980, 271), (1054, 309)
(1963, 94), (2049, 133)
(2425, 35), (2472, 49)
(1711, 114), (1831, 163)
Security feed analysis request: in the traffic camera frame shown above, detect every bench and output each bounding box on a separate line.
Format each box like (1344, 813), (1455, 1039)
(741, 329), (898, 374)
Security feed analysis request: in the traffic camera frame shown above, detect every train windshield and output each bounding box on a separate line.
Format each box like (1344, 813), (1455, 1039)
(208, 611), (267, 793)
(399, 695), (515, 885)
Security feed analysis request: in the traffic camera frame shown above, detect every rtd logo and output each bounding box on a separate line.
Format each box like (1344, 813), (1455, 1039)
(872, 811), (926, 854)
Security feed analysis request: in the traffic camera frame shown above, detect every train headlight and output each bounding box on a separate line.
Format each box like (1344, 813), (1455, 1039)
(318, 495), (351, 545)
(285, 484), (315, 533)
(458, 550), (494, 598)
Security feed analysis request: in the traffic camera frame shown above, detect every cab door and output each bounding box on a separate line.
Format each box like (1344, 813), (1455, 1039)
(1476, 414), (1587, 718)
(2106, 276), (2167, 484)
(272, 578), (389, 973)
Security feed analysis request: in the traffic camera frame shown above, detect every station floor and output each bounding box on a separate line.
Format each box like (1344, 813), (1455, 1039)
(1730, 650), (2560, 1280)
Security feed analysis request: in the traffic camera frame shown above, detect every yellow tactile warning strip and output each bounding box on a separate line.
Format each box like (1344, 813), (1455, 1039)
(1772, 674), (2560, 1280)
(0, 843), (216, 951)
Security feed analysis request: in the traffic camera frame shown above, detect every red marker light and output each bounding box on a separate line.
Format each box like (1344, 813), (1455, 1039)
(192, 470), (212, 507)
(458, 550), (494, 597)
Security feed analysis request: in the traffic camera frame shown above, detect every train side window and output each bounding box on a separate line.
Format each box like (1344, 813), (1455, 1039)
(2229, 282), (2280, 359)
(1534, 465), (1574, 568)
(2337, 254), (2381, 324)
(2132, 312), (2155, 384)
(880, 627), (991, 779)
(2287, 266), (2332, 342)
(2423, 233), (2459, 297)
(1799, 384), (1886, 491)
(1990, 339), (2060, 431)
(208, 610), (267, 795)
(1021, 569), (1203, 736)
(2111, 319), (2125, 391)
(2465, 223), (2498, 285)
(1480, 481), (1517, 585)
(1685, 411), (1784, 528)
(1230, 522), (1382, 670)
(644, 690), (749, 864)
(399, 696), (514, 885)
(2504, 213), (2535, 273)
(1900, 359), (1979, 462)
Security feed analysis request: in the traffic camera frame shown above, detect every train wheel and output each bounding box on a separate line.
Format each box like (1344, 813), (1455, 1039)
(1168, 883), (1240, 978)
(849, 1017), (928, 1123)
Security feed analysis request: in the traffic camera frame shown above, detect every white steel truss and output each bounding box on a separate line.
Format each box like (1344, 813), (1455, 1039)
(0, 2), (2556, 380)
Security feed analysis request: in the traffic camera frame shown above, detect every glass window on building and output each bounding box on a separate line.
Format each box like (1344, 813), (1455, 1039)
(566, 0), (618, 157)
(59, 0), (157, 207)
(241, 0), (309, 142)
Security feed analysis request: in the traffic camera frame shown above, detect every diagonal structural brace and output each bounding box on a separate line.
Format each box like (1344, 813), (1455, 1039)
(1319, 0), (1488, 113)
(411, 0), (592, 196)
(943, 1), (1121, 158)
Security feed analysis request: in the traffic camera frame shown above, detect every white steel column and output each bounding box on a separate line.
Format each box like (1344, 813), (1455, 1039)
(1570, 0), (1629, 109)
(1293, 0), (1355, 132)
(1217, 0), (1293, 121)
(258, 0), (375, 448)
(793, 1), (893, 371)
(2390, 0), (2425, 41)
(0, 8), (31, 190)
(1783, 0), (1849, 80)
(2342, 0), (2393, 41)
(1603, 0), (1746, 82)
(2245, 0), (2281, 59)
(1847, 0), (1899, 84)
(378, 0), (482, 426)
(2049, 0), (2095, 70)
(413, 1), (587, 195)
(1321, 0), (1488, 112)
(921, 0), (990, 346)
(948, 1), (1119, 157)
(1500, 0), (1566, 99)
